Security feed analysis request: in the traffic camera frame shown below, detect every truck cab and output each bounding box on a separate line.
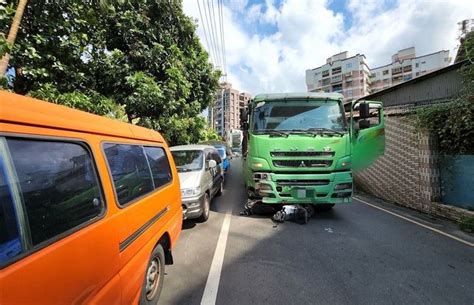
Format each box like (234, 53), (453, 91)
(241, 92), (384, 208)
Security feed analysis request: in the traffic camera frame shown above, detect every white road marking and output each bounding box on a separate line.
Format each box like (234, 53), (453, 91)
(201, 213), (232, 305)
(354, 197), (474, 247)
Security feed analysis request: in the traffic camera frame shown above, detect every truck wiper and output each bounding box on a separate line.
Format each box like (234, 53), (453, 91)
(267, 130), (289, 137)
(307, 127), (345, 135)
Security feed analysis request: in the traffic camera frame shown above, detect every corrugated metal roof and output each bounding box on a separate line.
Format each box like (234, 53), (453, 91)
(342, 61), (468, 110)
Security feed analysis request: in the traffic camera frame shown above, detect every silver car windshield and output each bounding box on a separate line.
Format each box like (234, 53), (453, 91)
(171, 150), (203, 172)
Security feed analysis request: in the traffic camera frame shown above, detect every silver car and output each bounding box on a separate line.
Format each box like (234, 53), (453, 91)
(171, 145), (224, 222)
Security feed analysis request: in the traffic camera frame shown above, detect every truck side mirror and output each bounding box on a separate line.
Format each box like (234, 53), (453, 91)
(359, 119), (370, 130)
(240, 107), (248, 127)
(359, 103), (370, 119)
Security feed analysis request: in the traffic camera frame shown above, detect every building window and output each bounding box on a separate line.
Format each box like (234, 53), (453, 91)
(370, 73), (376, 78)
(331, 67), (342, 74)
(322, 78), (330, 86)
(322, 70), (329, 77)
(391, 67), (402, 75)
(331, 84), (342, 92)
(382, 70), (389, 75)
(346, 63), (352, 69)
(331, 75), (342, 83)
(415, 63), (419, 68)
(403, 65), (412, 72)
(416, 72), (420, 76)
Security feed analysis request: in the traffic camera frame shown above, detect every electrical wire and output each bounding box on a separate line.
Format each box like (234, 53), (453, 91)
(197, 0), (214, 65)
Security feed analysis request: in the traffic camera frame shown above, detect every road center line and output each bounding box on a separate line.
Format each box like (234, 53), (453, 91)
(201, 213), (232, 305)
(354, 197), (474, 247)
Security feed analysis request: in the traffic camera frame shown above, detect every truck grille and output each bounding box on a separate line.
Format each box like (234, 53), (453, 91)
(273, 160), (332, 168)
(271, 151), (335, 157)
(276, 179), (330, 186)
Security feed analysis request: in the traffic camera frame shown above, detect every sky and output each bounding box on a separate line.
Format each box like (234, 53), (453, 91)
(183, 0), (473, 95)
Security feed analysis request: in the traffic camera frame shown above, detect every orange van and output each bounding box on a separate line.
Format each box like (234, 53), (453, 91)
(0, 91), (182, 304)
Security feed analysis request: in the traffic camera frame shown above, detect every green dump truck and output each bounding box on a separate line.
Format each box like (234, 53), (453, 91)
(240, 92), (385, 209)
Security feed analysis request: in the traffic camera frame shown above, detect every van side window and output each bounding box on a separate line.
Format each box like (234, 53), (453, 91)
(103, 144), (154, 206)
(0, 155), (22, 263)
(6, 138), (103, 246)
(143, 147), (172, 188)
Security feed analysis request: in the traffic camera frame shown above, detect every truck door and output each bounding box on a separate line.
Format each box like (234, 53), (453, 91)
(351, 100), (385, 171)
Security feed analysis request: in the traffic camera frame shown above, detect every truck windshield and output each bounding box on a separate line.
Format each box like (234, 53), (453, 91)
(171, 150), (203, 172)
(252, 100), (346, 133)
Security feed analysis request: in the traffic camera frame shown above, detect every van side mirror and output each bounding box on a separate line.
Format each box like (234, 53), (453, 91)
(207, 160), (217, 169)
(359, 103), (370, 119)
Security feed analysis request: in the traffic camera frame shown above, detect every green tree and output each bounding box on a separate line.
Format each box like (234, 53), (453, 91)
(0, 0), (220, 145)
(416, 31), (474, 154)
(0, 0), (28, 74)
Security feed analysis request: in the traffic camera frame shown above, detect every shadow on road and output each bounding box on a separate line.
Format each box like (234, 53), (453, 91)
(181, 220), (197, 230)
(161, 158), (474, 305)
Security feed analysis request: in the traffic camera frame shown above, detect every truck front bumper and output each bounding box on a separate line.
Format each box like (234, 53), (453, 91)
(252, 171), (353, 205)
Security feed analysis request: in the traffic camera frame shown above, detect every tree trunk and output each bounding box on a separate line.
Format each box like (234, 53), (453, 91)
(0, 0), (28, 75)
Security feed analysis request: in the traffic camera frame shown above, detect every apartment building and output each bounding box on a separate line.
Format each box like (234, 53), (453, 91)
(209, 82), (252, 137)
(306, 48), (451, 101)
(371, 48), (450, 92)
(305, 52), (372, 102)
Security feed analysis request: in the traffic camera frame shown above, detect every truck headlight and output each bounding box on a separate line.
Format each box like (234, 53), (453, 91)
(253, 172), (271, 181)
(334, 183), (352, 190)
(181, 187), (201, 198)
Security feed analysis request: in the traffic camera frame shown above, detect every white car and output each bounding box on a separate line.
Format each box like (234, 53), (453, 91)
(171, 145), (224, 222)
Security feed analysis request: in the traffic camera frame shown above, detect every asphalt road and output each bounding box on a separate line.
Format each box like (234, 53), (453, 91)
(160, 159), (474, 305)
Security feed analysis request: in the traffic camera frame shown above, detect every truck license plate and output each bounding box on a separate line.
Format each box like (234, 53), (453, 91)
(297, 189), (306, 198)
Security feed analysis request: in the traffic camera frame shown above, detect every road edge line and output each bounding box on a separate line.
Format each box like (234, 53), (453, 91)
(201, 213), (232, 305)
(354, 197), (474, 247)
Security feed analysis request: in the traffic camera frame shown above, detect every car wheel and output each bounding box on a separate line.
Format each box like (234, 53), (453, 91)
(139, 244), (165, 305)
(198, 193), (210, 222)
(216, 180), (224, 196)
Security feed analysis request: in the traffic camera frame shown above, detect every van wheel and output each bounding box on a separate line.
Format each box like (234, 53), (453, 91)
(139, 244), (165, 305)
(198, 193), (210, 222)
(216, 180), (224, 196)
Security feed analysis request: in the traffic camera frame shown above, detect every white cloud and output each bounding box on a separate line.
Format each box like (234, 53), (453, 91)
(183, 0), (473, 95)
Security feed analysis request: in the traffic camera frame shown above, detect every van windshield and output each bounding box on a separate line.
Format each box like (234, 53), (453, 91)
(171, 150), (203, 172)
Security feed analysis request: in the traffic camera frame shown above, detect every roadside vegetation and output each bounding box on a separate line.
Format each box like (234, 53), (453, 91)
(415, 31), (473, 155)
(0, 0), (220, 145)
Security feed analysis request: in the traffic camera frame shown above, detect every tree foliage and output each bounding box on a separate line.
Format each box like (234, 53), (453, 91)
(0, 0), (220, 145)
(416, 31), (474, 155)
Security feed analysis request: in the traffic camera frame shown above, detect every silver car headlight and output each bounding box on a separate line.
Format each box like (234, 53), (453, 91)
(181, 187), (201, 198)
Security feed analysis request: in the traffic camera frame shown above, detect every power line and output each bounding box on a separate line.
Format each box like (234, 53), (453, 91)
(218, 0), (227, 80)
(210, 0), (222, 69)
(197, 0), (214, 65)
(205, 0), (220, 69)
